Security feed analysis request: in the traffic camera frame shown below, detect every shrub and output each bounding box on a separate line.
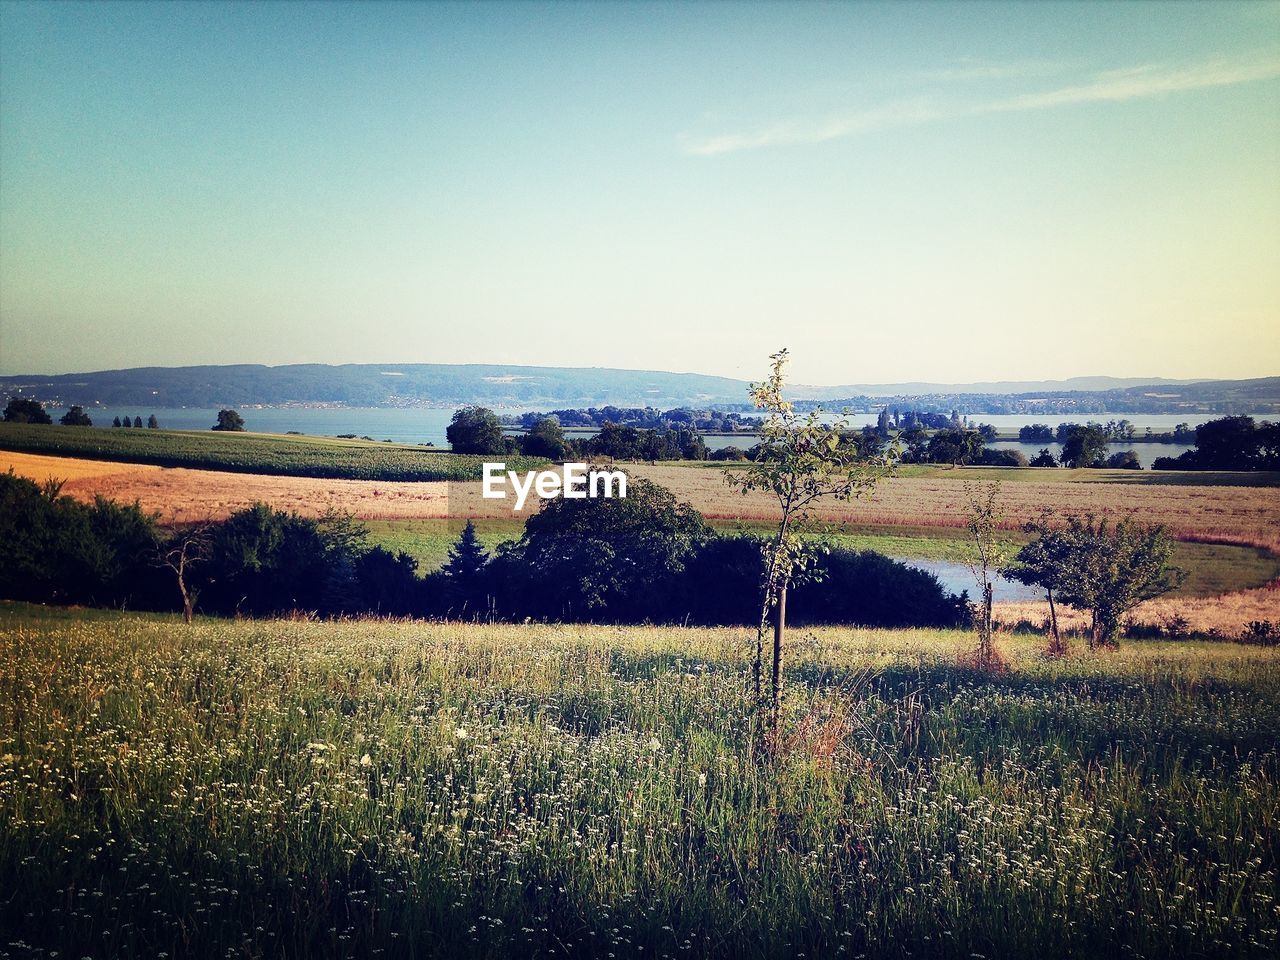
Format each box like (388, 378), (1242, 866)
(0, 472), (160, 608)
(1106, 451), (1142, 470)
(1239, 620), (1277, 646)
(979, 448), (1028, 467)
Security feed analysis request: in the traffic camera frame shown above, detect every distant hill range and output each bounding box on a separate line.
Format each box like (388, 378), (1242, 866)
(1, 364), (1277, 416)
(794, 376), (1280, 417)
(800, 376), (1206, 398)
(0, 363), (747, 408)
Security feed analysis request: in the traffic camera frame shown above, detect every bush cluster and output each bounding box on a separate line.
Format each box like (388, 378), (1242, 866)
(0, 472), (964, 628)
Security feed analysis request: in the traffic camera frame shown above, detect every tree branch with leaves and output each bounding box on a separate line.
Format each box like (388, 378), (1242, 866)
(725, 349), (895, 745)
(962, 481), (1009, 670)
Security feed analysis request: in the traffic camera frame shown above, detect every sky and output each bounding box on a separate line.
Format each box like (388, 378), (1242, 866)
(0, 1), (1277, 386)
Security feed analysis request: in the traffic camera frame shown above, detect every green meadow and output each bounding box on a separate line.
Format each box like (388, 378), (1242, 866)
(1, 604), (1276, 959)
(365, 518), (1280, 597)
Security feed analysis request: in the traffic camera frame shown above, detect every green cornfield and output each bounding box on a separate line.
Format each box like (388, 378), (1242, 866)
(1, 606), (1277, 958)
(0, 423), (543, 482)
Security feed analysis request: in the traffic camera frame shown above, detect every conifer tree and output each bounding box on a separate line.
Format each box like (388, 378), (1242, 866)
(442, 520), (489, 581)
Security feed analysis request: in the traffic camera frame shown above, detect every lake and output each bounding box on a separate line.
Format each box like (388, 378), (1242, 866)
(894, 557), (1042, 603)
(45, 406), (1266, 456)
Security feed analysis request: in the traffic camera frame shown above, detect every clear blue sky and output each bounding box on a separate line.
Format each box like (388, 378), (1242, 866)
(1, 0), (1277, 385)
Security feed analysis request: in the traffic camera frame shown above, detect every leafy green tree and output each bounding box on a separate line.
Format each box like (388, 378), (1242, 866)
(963, 481), (1007, 669)
(112, 416), (122, 428)
(1029, 448), (1058, 468)
(521, 416), (570, 459)
(587, 422), (642, 460)
(1060, 424), (1109, 468)
(495, 478), (708, 623)
(927, 427), (984, 466)
(147, 414), (159, 429)
(200, 504), (363, 615)
(1031, 515), (1183, 649)
(133, 416), (143, 429)
(3, 397), (52, 424)
(1019, 424), (1054, 443)
(1105, 419), (1136, 441)
(446, 406), (505, 454)
(899, 423), (929, 463)
(1195, 416), (1259, 470)
(1105, 450), (1141, 470)
(212, 409), (246, 432)
(353, 546), (420, 616)
(1005, 516), (1080, 656)
(59, 406), (93, 426)
(726, 349), (893, 741)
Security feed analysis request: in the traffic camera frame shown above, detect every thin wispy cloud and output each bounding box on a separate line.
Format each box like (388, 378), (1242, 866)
(681, 99), (945, 157)
(990, 59), (1280, 111)
(682, 57), (1280, 156)
(906, 57), (1063, 83)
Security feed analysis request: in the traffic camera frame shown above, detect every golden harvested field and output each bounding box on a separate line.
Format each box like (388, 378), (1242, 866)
(1, 451), (455, 523)
(628, 464), (1280, 553)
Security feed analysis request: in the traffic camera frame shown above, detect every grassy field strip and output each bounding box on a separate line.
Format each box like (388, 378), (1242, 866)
(364, 517), (1280, 598)
(1, 607), (1277, 958)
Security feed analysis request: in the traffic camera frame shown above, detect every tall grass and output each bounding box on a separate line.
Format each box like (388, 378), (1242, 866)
(1, 609), (1277, 958)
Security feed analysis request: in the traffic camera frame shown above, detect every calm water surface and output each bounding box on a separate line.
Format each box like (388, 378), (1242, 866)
(894, 558), (1042, 603)
(46, 406), (1264, 456)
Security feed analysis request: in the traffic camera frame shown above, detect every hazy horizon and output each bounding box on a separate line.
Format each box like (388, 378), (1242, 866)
(0, 357), (1268, 393)
(2, 1), (1278, 383)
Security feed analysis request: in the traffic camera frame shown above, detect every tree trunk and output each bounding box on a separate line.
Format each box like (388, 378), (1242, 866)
(978, 580), (994, 666)
(1046, 587), (1063, 656)
(177, 570), (194, 625)
(770, 582), (786, 741)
